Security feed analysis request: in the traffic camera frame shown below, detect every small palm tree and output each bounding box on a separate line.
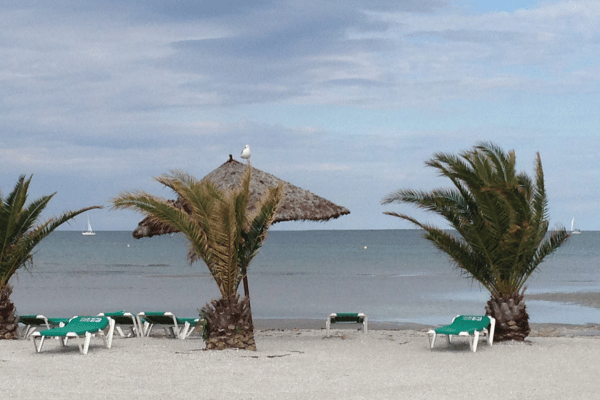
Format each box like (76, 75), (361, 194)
(112, 167), (283, 350)
(0, 175), (101, 339)
(382, 143), (569, 341)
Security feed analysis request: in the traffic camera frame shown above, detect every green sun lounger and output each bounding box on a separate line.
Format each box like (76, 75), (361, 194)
(18, 315), (71, 339)
(137, 312), (201, 340)
(428, 315), (495, 352)
(326, 313), (368, 337)
(98, 311), (140, 338)
(32, 316), (115, 355)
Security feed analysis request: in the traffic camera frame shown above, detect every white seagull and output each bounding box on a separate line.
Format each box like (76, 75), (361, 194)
(241, 145), (251, 162)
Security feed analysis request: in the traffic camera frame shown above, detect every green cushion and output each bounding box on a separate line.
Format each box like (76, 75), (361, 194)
(18, 315), (69, 326)
(142, 313), (199, 326)
(143, 312), (166, 317)
(39, 316), (109, 337)
(177, 317), (200, 326)
(435, 315), (490, 335)
(47, 318), (71, 326)
(102, 312), (135, 325)
(142, 312), (176, 324)
(18, 315), (45, 325)
(102, 311), (127, 317)
(331, 313), (364, 323)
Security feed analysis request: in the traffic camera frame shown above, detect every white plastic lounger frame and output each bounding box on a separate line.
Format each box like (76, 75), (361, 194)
(179, 319), (200, 339)
(137, 312), (199, 340)
(428, 315), (495, 353)
(98, 312), (140, 338)
(18, 315), (69, 339)
(19, 315), (51, 339)
(32, 317), (115, 355)
(326, 313), (368, 337)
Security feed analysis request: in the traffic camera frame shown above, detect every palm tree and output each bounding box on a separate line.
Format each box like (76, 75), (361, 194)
(382, 142), (569, 341)
(0, 175), (101, 339)
(112, 167), (283, 350)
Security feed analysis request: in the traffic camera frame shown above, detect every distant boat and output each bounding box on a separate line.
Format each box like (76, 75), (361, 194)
(570, 218), (581, 235)
(82, 215), (95, 236)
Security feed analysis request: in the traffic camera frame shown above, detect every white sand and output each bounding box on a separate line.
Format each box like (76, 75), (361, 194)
(2, 326), (600, 399)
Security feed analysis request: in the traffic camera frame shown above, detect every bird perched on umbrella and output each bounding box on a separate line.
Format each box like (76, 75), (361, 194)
(241, 145), (251, 163)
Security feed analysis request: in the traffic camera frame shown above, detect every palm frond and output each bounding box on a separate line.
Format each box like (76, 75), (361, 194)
(1, 175), (102, 288)
(383, 142), (568, 297)
(112, 166), (283, 300)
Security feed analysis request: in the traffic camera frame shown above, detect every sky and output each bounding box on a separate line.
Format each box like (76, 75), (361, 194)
(1, 0), (599, 232)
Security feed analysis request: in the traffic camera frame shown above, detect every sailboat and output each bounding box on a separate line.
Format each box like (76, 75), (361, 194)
(570, 218), (581, 235)
(82, 215), (95, 236)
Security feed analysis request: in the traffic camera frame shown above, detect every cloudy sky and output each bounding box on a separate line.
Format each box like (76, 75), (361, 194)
(1, 0), (598, 232)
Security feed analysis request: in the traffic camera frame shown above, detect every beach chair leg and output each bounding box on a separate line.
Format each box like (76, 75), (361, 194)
(79, 332), (92, 355)
(132, 322), (140, 338)
(428, 331), (437, 349)
(21, 325), (29, 339)
(133, 318), (144, 338)
(115, 326), (127, 338)
(186, 326), (196, 339)
(33, 335), (45, 353)
(488, 318), (495, 346)
(105, 319), (115, 349)
(471, 332), (480, 352)
(27, 326), (39, 339)
(446, 335), (452, 345)
(179, 322), (191, 340)
(146, 323), (153, 337)
(167, 326), (176, 338)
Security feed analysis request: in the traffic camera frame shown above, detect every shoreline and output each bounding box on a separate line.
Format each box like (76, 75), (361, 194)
(254, 290), (600, 326)
(255, 319), (600, 337)
(526, 291), (600, 309)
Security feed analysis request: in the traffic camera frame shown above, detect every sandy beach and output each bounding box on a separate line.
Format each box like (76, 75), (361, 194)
(3, 317), (600, 400)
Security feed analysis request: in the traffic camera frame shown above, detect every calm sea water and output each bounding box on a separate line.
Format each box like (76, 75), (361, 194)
(10, 230), (600, 326)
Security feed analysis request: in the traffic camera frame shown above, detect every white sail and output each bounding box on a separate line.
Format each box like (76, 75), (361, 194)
(570, 218), (581, 235)
(82, 215), (95, 236)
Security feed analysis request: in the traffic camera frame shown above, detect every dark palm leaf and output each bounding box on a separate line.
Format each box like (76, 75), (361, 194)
(0, 175), (101, 288)
(111, 165), (283, 300)
(382, 142), (569, 297)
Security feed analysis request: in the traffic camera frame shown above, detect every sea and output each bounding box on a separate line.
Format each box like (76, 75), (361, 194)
(10, 230), (600, 326)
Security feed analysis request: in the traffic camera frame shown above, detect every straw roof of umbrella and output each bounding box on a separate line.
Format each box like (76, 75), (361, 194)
(132, 155), (350, 238)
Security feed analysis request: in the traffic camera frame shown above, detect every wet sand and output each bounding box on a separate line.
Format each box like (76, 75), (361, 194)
(527, 291), (600, 309)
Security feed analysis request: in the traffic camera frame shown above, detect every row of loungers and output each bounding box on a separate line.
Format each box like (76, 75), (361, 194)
(20, 312), (495, 355)
(325, 313), (495, 353)
(18, 312), (202, 355)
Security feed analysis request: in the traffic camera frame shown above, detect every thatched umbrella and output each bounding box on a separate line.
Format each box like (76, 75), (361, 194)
(132, 155), (350, 239)
(131, 155), (350, 315)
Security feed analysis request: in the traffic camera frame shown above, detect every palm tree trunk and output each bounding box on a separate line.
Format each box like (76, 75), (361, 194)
(241, 266), (253, 327)
(201, 294), (256, 350)
(485, 290), (530, 341)
(0, 285), (19, 340)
